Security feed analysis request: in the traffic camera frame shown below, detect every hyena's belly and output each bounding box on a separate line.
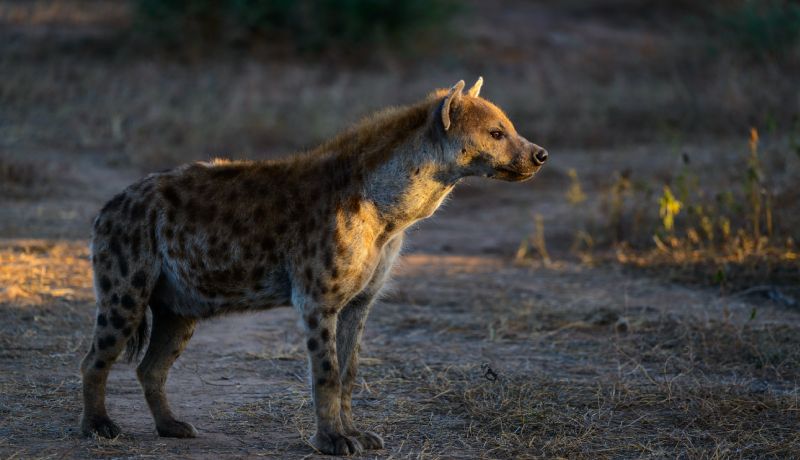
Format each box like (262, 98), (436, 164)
(152, 258), (292, 318)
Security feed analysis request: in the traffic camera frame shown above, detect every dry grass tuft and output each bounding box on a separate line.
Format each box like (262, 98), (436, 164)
(418, 363), (799, 458)
(0, 155), (54, 199)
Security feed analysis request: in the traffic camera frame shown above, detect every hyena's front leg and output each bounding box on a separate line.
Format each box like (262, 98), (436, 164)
(336, 292), (383, 450)
(303, 304), (363, 456)
(335, 234), (401, 450)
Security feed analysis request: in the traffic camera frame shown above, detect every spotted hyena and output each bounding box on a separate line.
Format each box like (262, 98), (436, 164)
(80, 78), (548, 455)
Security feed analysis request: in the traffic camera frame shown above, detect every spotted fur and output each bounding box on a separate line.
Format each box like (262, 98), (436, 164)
(79, 78), (548, 454)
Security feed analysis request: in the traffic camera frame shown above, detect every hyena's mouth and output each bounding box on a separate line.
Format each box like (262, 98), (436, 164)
(493, 167), (536, 182)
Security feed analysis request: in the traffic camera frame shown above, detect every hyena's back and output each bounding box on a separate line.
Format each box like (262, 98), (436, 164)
(91, 160), (300, 326)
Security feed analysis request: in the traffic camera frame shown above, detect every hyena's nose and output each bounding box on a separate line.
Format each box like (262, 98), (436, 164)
(532, 146), (548, 165)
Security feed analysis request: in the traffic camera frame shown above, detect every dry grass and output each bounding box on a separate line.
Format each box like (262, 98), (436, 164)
(0, 239), (92, 306)
(1, 237), (799, 458)
(417, 366), (799, 458)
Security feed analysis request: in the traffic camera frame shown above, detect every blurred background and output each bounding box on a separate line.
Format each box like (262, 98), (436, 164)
(1, 0), (798, 284)
(1, 2), (799, 457)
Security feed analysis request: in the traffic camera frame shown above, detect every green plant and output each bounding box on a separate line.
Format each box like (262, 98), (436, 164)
(658, 185), (682, 233)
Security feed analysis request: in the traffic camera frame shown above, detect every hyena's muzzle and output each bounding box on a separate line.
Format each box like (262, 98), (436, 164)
(494, 137), (549, 182)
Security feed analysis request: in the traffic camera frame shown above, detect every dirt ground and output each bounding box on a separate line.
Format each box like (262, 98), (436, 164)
(1, 147), (798, 459)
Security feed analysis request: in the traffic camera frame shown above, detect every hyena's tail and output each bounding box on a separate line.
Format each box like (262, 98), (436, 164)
(124, 308), (150, 362)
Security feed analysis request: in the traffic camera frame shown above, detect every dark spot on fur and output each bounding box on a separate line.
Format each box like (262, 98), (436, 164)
(123, 326), (132, 336)
(221, 209), (235, 225)
(121, 294), (136, 310)
(97, 335), (116, 350)
(307, 315), (318, 329)
(321, 328), (330, 341)
(130, 201), (146, 221)
(347, 195), (361, 213)
(129, 231), (142, 260)
(97, 313), (107, 327)
(199, 203), (217, 223)
(316, 377), (329, 386)
(321, 359), (332, 371)
(110, 293), (119, 305)
(385, 222), (396, 233)
(230, 219), (247, 236)
(108, 236), (129, 277)
(307, 338), (319, 351)
(95, 360), (106, 369)
(251, 266), (265, 282)
(161, 185), (181, 208)
(99, 276), (111, 293)
(132, 270), (147, 289)
(211, 167), (243, 179)
(275, 221), (288, 235)
(260, 234), (275, 252)
(148, 209), (158, 255)
(101, 193), (125, 214)
(110, 309), (126, 329)
(121, 197), (131, 216)
(179, 175), (194, 189)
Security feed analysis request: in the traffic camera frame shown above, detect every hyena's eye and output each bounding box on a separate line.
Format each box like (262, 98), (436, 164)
(490, 130), (505, 140)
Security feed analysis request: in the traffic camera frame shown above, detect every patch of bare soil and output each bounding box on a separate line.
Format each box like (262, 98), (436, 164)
(1, 157), (798, 459)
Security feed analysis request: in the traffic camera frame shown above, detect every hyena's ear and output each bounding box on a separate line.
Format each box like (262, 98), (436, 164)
(441, 80), (465, 131)
(467, 76), (483, 98)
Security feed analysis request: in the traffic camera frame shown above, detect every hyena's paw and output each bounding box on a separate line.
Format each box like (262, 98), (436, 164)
(310, 430), (363, 456)
(349, 430), (384, 450)
(81, 414), (121, 439)
(156, 419), (198, 438)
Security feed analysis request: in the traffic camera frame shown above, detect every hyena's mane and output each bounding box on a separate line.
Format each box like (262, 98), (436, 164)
(304, 92), (447, 171)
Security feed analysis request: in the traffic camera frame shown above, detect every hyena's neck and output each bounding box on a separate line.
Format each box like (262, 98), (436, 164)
(311, 95), (457, 233)
(360, 134), (458, 232)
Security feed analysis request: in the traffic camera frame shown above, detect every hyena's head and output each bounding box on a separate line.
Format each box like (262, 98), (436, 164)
(435, 78), (548, 182)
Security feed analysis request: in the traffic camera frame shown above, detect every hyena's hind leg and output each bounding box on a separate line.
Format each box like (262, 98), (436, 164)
(80, 264), (152, 438)
(81, 198), (160, 438)
(136, 299), (197, 438)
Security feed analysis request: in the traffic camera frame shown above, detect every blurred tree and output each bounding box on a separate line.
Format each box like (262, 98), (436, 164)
(133, 0), (457, 53)
(713, 0), (800, 59)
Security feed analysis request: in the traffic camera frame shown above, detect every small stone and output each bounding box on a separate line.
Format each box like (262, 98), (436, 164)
(614, 317), (630, 333)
